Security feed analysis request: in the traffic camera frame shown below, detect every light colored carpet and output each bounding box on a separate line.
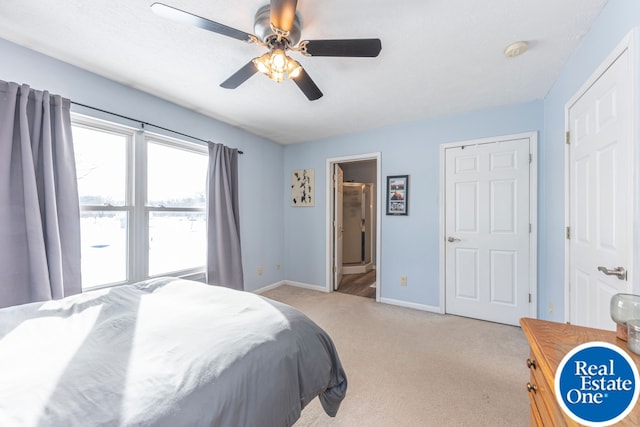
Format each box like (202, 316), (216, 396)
(261, 285), (530, 427)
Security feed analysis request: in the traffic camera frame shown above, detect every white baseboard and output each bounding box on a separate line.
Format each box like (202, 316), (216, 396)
(253, 280), (329, 294)
(255, 281), (443, 314)
(283, 280), (330, 293)
(380, 297), (443, 314)
(342, 262), (374, 274)
(253, 281), (285, 294)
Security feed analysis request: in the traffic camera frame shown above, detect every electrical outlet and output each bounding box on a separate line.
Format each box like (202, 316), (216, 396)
(276, 263), (280, 270)
(549, 302), (554, 315)
(258, 266), (263, 276)
(400, 276), (407, 286)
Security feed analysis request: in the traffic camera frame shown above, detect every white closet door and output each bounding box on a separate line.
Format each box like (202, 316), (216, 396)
(568, 48), (633, 330)
(445, 138), (530, 326)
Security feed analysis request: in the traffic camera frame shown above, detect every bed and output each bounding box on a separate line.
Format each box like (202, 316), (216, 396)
(0, 277), (347, 426)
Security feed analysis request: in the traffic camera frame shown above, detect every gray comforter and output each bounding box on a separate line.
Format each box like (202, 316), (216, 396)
(0, 277), (347, 426)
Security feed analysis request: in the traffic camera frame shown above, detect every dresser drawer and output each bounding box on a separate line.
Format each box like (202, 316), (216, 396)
(527, 352), (569, 427)
(529, 398), (544, 427)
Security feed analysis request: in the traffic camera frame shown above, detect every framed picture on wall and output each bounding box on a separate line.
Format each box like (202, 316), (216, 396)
(386, 175), (408, 215)
(291, 168), (314, 206)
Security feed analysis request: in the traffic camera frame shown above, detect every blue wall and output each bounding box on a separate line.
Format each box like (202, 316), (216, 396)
(3, 0), (638, 318)
(0, 37), (285, 293)
(540, 0), (640, 321)
(283, 102), (543, 307)
(282, 0), (640, 319)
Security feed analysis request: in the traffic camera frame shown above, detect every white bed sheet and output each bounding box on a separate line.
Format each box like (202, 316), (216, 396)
(0, 277), (347, 426)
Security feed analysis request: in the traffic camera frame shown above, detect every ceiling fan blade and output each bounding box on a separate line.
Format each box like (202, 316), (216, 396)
(302, 39), (382, 57)
(220, 61), (259, 89)
(151, 2), (253, 42)
(270, 0), (298, 31)
(292, 68), (323, 101)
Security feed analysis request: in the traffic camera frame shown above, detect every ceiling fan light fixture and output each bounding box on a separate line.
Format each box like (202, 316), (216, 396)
(287, 59), (302, 79)
(253, 53), (271, 74)
(270, 49), (288, 72)
(271, 70), (286, 83)
(253, 48), (303, 83)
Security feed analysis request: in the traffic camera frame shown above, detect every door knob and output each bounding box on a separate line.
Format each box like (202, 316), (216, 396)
(447, 236), (461, 243)
(597, 266), (627, 281)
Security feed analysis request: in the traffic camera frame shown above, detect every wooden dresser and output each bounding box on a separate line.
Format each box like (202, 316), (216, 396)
(520, 318), (640, 426)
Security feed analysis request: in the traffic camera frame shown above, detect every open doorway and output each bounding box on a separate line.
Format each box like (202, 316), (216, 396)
(326, 153), (381, 300)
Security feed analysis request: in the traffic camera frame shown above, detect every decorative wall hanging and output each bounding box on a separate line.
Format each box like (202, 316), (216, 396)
(386, 175), (408, 215)
(291, 169), (314, 207)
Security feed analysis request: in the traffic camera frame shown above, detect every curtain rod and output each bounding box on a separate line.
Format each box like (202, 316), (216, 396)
(70, 101), (243, 154)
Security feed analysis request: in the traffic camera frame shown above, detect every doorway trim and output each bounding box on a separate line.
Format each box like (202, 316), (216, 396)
(438, 132), (538, 318)
(326, 152), (382, 301)
(563, 28), (640, 323)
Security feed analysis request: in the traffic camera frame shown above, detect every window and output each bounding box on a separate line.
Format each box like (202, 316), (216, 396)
(146, 138), (207, 276)
(72, 116), (207, 290)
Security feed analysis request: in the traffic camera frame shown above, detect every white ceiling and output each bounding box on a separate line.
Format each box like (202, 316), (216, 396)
(0, 0), (608, 144)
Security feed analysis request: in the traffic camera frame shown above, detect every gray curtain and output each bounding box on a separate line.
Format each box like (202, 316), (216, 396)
(206, 142), (243, 290)
(0, 81), (81, 308)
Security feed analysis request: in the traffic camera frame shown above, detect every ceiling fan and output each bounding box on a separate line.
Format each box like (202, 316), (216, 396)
(151, 0), (382, 101)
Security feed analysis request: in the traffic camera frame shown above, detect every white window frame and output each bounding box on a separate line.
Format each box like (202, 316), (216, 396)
(142, 133), (207, 281)
(72, 114), (207, 290)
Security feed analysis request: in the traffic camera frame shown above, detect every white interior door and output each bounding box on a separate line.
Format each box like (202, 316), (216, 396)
(364, 184), (373, 264)
(445, 138), (531, 326)
(568, 47), (633, 330)
(333, 164), (344, 290)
